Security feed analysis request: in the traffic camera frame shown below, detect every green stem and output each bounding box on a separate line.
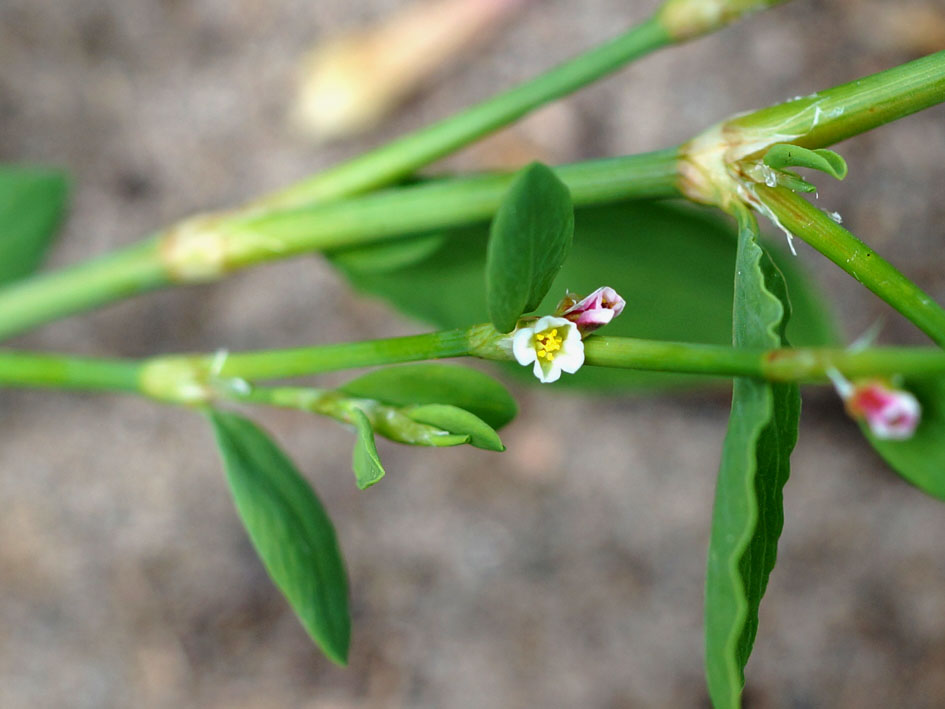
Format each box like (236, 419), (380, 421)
(222, 150), (681, 267)
(0, 0), (785, 342)
(729, 50), (945, 157)
(6, 333), (945, 400)
(214, 330), (471, 381)
(0, 351), (141, 393)
(3, 50), (943, 344)
(260, 17), (671, 208)
(0, 151), (680, 342)
(0, 240), (167, 343)
(472, 330), (945, 382)
(755, 185), (945, 348)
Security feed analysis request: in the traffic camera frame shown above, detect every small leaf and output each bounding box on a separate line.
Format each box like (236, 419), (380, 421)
(774, 170), (818, 194)
(485, 162), (574, 332)
(407, 404), (505, 452)
(351, 408), (386, 489)
(327, 233), (446, 274)
(763, 144), (848, 181)
(863, 376), (945, 500)
(0, 165), (69, 285)
(705, 208), (800, 709)
(207, 410), (350, 665)
(332, 201), (837, 391)
(340, 363), (517, 429)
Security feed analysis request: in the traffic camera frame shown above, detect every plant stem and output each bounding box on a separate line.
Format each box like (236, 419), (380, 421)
(214, 330), (471, 381)
(3, 48), (943, 343)
(260, 17), (671, 208)
(4, 333), (945, 400)
(0, 151), (680, 342)
(755, 185), (945, 348)
(0, 0), (788, 341)
(472, 331), (945, 382)
(0, 351), (141, 393)
(222, 151), (681, 267)
(729, 50), (945, 157)
(0, 240), (167, 343)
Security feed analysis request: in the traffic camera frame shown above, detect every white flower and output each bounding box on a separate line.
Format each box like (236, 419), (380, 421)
(511, 315), (584, 383)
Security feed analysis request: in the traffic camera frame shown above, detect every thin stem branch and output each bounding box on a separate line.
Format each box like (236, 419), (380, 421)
(755, 185), (945, 348)
(260, 17), (671, 208)
(215, 330), (471, 381)
(0, 151), (680, 342)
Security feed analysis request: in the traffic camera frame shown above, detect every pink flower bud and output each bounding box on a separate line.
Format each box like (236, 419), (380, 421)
(831, 374), (921, 440)
(556, 286), (626, 333)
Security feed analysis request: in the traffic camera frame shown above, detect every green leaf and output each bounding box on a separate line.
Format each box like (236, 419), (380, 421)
(773, 171), (818, 194)
(406, 404), (505, 452)
(763, 144), (848, 181)
(328, 233), (446, 274)
(863, 376), (945, 500)
(0, 165), (69, 285)
(207, 410), (350, 665)
(339, 363), (518, 429)
(351, 408), (386, 489)
(485, 162), (574, 332)
(704, 208), (800, 709)
(332, 201), (836, 390)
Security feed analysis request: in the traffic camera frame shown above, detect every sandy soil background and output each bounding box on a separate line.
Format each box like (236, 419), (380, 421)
(2, 1), (945, 707)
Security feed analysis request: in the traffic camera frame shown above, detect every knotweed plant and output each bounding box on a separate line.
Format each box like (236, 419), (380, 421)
(2, 1), (945, 706)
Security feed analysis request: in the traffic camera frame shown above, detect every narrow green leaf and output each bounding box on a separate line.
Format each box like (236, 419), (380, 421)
(863, 376), (945, 500)
(207, 410), (350, 665)
(0, 166), (69, 285)
(774, 171), (818, 194)
(340, 363), (518, 429)
(705, 208), (800, 709)
(407, 404), (505, 452)
(485, 162), (574, 332)
(763, 144), (848, 181)
(332, 201), (837, 391)
(351, 408), (386, 489)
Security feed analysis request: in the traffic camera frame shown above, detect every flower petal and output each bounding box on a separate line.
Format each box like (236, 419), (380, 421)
(556, 341), (585, 374)
(539, 360), (562, 383)
(512, 327), (537, 365)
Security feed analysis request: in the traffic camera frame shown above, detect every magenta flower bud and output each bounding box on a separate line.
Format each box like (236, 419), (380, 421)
(556, 286), (626, 333)
(829, 371), (921, 441)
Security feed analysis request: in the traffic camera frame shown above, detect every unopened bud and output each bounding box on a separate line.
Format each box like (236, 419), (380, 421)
(829, 370), (921, 441)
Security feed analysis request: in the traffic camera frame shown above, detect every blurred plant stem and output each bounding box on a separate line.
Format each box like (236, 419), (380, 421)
(291, 0), (532, 142)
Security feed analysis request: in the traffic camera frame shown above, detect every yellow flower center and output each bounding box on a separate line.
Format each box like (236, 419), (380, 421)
(534, 328), (563, 361)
